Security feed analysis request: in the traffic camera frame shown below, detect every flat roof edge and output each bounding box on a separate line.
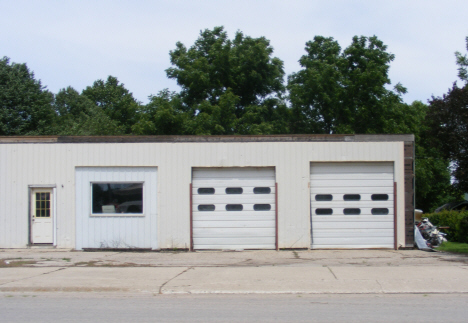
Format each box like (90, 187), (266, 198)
(0, 134), (415, 144)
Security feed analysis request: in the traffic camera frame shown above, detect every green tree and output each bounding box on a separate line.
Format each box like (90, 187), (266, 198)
(0, 56), (55, 135)
(426, 83), (468, 193)
(82, 76), (139, 133)
(288, 36), (409, 134)
(166, 26), (285, 120)
(53, 86), (124, 135)
(455, 36), (468, 83)
(132, 89), (187, 135)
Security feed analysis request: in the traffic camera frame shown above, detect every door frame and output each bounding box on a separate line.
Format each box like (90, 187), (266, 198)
(28, 185), (56, 246)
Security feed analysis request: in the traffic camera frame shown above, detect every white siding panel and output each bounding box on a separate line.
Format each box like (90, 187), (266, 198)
(75, 167), (157, 250)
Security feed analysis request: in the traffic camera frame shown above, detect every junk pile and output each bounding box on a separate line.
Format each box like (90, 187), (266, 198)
(415, 217), (447, 251)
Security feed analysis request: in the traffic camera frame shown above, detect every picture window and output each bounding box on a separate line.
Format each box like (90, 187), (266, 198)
(92, 183), (143, 214)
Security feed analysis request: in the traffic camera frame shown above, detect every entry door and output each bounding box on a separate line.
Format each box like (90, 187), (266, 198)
(31, 189), (54, 244)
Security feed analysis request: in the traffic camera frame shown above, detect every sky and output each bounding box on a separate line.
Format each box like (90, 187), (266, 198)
(2, 0), (468, 105)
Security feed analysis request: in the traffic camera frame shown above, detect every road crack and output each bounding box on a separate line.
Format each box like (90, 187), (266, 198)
(326, 266), (338, 280)
(0, 267), (66, 287)
(159, 267), (193, 294)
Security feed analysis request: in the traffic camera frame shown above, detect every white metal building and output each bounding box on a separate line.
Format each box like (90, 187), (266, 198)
(0, 135), (415, 250)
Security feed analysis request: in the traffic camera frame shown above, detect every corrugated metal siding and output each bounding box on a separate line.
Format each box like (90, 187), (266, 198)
(75, 167), (157, 250)
(310, 163), (394, 249)
(192, 167), (276, 249)
(0, 141), (405, 249)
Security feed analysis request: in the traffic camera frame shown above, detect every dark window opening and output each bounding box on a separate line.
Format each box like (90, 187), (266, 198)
(198, 204), (215, 211)
(92, 183), (143, 214)
(254, 204), (271, 211)
(344, 208), (361, 215)
(226, 187), (243, 194)
(315, 208), (333, 215)
(372, 208), (389, 215)
(198, 187), (215, 195)
(315, 194), (333, 201)
(226, 204), (243, 211)
(254, 187), (271, 194)
(344, 194), (361, 201)
(371, 194), (389, 201)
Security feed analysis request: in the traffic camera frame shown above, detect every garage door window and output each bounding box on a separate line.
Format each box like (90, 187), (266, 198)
(315, 194), (333, 201)
(198, 204), (215, 211)
(371, 208), (389, 215)
(343, 194), (361, 201)
(92, 183), (143, 215)
(226, 204), (243, 211)
(253, 187), (271, 194)
(371, 194), (389, 201)
(316, 208), (333, 215)
(198, 188), (215, 194)
(226, 187), (243, 194)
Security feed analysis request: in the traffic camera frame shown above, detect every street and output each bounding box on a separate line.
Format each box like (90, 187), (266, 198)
(2, 293), (467, 322)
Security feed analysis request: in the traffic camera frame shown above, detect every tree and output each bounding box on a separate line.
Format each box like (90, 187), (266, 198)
(0, 56), (55, 135)
(53, 86), (124, 135)
(166, 26), (285, 117)
(82, 76), (139, 133)
(426, 83), (468, 193)
(288, 36), (409, 134)
(132, 89), (187, 135)
(455, 36), (468, 83)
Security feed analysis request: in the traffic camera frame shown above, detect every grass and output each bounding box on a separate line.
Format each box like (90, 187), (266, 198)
(436, 242), (468, 253)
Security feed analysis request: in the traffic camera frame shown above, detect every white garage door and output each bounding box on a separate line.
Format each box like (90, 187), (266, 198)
(310, 162), (394, 249)
(192, 167), (276, 250)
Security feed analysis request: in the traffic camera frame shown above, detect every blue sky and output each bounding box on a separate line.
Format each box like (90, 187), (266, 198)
(2, 0), (467, 104)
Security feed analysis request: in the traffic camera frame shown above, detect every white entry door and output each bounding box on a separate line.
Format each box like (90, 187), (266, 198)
(31, 188), (54, 244)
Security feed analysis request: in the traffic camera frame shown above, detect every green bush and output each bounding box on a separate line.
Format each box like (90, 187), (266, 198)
(426, 210), (468, 243)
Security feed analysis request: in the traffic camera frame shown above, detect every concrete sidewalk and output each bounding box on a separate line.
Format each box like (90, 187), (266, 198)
(1, 249), (468, 294)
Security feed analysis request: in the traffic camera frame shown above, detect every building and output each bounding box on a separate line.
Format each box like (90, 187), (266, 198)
(0, 134), (415, 250)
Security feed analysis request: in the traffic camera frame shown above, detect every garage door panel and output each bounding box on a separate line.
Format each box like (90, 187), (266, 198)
(193, 228), (275, 237)
(312, 215), (394, 222)
(311, 163), (393, 173)
(312, 237), (394, 246)
(194, 237), (275, 245)
(311, 179), (394, 187)
(194, 195), (276, 204)
(311, 173), (394, 181)
(312, 221), (393, 230)
(193, 214), (275, 221)
(193, 180), (274, 187)
(193, 220), (275, 228)
(193, 204), (276, 212)
(311, 187), (394, 194)
(312, 228), (394, 238)
(196, 244), (275, 250)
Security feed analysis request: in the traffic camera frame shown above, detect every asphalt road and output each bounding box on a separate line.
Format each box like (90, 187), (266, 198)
(2, 293), (468, 322)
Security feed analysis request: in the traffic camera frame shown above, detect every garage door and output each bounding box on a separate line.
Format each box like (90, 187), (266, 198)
(310, 162), (394, 249)
(75, 167), (158, 250)
(192, 167), (276, 250)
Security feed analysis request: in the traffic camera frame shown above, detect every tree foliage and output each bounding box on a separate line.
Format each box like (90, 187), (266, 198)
(288, 36), (410, 134)
(426, 83), (468, 193)
(166, 26), (285, 116)
(53, 87), (124, 135)
(0, 57), (55, 135)
(82, 76), (139, 133)
(455, 36), (468, 83)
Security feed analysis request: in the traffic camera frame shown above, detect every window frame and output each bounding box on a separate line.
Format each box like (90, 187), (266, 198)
(90, 181), (145, 217)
